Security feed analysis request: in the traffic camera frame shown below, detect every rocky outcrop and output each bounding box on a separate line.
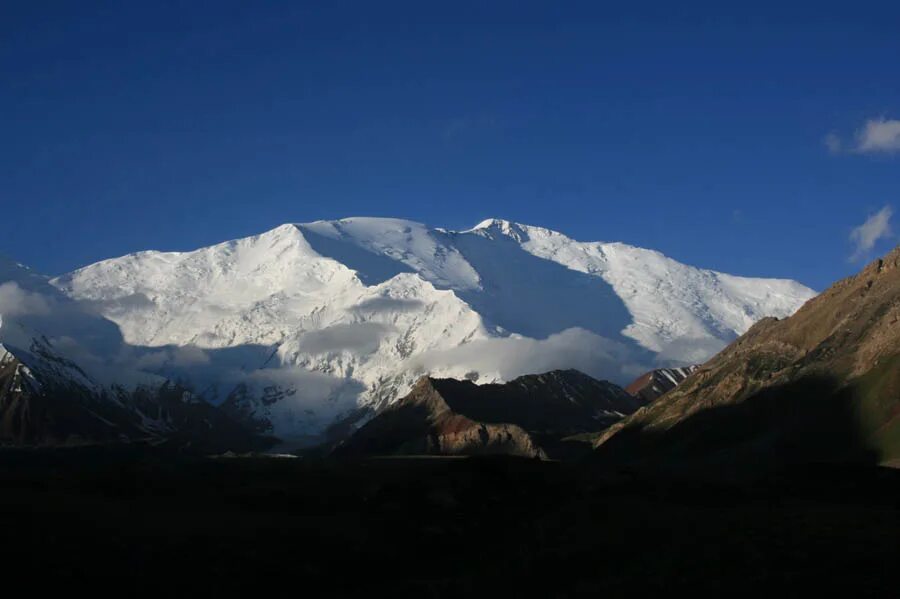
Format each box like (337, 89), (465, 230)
(624, 366), (699, 402)
(595, 246), (900, 469)
(336, 370), (639, 459)
(0, 347), (126, 445)
(333, 377), (545, 458)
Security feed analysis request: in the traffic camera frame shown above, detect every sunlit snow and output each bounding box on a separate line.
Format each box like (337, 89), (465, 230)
(0, 218), (816, 442)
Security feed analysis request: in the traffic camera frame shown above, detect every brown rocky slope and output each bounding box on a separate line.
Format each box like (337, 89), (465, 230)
(336, 369), (641, 459)
(594, 246), (900, 470)
(625, 366), (699, 402)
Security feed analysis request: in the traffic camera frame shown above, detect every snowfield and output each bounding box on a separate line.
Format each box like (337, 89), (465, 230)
(2, 218), (815, 442)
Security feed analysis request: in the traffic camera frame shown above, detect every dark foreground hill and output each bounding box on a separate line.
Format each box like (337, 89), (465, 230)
(2, 447), (899, 596)
(596, 246), (900, 471)
(335, 369), (641, 459)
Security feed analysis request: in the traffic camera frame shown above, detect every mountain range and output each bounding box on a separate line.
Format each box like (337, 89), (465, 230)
(0, 217), (815, 447)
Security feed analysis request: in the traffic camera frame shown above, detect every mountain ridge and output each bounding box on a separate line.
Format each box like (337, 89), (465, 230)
(3, 217), (815, 443)
(335, 368), (640, 459)
(594, 244), (900, 470)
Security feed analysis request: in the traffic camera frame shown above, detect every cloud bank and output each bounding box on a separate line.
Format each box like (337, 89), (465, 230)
(297, 322), (394, 355)
(407, 328), (652, 385)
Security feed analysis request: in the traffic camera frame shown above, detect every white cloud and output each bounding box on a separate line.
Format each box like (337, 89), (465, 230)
(350, 297), (425, 314)
(824, 118), (900, 155)
(654, 337), (727, 366)
(854, 118), (900, 154)
(135, 346), (211, 369)
(296, 322), (394, 355)
(406, 327), (649, 385)
(850, 205), (893, 260)
(0, 282), (53, 316)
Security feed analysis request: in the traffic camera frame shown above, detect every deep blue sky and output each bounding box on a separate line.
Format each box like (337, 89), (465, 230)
(2, 1), (899, 289)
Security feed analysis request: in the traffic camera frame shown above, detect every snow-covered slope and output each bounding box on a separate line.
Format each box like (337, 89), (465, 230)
(46, 218), (815, 442)
(0, 257), (265, 449)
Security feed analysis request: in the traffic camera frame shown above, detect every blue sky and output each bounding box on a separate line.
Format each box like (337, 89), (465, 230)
(2, 1), (898, 289)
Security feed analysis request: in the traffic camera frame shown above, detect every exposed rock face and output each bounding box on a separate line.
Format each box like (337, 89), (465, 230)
(333, 377), (544, 458)
(624, 366), (699, 402)
(0, 345), (125, 445)
(336, 369), (639, 459)
(595, 246), (900, 469)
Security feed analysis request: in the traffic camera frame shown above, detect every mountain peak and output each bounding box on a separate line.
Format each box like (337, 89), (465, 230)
(471, 218), (511, 229)
(266, 222), (303, 236)
(468, 218), (535, 242)
(22, 216), (816, 442)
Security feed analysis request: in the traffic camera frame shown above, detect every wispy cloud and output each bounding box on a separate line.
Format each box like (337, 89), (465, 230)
(850, 205), (893, 261)
(0, 282), (53, 316)
(297, 322), (394, 355)
(824, 117), (900, 155)
(407, 327), (650, 385)
(855, 118), (900, 154)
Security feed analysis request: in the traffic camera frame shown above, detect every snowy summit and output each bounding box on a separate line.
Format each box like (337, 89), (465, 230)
(1, 218), (815, 442)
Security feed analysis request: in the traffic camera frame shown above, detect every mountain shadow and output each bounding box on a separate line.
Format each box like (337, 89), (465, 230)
(299, 225), (637, 343)
(452, 231), (634, 343)
(298, 225), (416, 285)
(595, 374), (882, 476)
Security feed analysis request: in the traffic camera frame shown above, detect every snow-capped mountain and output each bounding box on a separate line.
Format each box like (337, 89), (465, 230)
(36, 217), (815, 443)
(0, 257), (265, 449)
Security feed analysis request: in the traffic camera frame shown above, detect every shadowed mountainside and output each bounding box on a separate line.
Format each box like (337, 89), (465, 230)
(595, 246), (900, 471)
(0, 340), (272, 453)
